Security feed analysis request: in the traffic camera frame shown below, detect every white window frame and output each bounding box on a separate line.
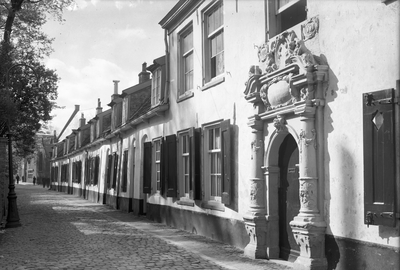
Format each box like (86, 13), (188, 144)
(178, 130), (190, 199)
(151, 68), (162, 107)
(178, 24), (194, 99)
(153, 138), (162, 192)
(203, 122), (222, 202)
(267, 0), (307, 38)
(203, 1), (224, 84)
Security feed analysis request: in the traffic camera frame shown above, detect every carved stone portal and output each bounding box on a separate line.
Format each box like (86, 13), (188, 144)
(243, 16), (328, 270)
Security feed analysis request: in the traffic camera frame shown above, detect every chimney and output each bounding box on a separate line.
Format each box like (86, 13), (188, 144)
(96, 98), (102, 115)
(112, 80), (120, 100)
(80, 113), (86, 127)
(138, 62), (150, 83)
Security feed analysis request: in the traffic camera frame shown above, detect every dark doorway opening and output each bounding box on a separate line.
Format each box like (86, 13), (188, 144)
(278, 134), (300, 261)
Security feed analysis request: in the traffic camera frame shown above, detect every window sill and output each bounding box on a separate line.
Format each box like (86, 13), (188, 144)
(201, 76), (225, 91)
(177, 91), (194, 103)
(201, 200), (225, 212)
(177, 198), (195, 207)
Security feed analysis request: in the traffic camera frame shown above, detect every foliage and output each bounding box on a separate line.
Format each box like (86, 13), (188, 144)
(0, 0), (73, 157)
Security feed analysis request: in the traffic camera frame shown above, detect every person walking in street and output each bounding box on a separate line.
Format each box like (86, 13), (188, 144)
(16, 174), (20, 184)
(33, 176), (36, 185)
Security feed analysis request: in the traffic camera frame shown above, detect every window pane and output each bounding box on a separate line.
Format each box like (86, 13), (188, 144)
(211, 36), (217, 57)
(211, 175), (216, 196)
(185, 53), (193, 73)
(183, 31), (193, 53)
(211, 153), (215, 173)
(215, 127), (220, 149)
(208, 4), (222, 34)
(216, 175), (221, 196)
(185, 71), (193, 92)
(216, 33), (223, 55)
(216, 152), (221, 173)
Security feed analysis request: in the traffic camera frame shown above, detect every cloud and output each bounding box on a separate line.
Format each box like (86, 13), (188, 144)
(99, 26), (147, 40)
(115, 0), (139, 10)
(45, 57), (137, 138)
(67, 0), (100, 11)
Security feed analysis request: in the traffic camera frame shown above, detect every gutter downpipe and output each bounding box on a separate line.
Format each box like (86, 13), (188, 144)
(116, 133), (123, 210)
(164, 29), (170, 104)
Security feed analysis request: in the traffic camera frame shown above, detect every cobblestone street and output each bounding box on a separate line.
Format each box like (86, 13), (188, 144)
(0, 184), (292, 270)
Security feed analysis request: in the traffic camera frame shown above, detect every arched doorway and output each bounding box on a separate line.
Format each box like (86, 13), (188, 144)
(278, 134), (300, 261)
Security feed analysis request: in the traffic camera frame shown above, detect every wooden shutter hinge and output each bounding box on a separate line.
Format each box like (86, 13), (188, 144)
(364, 92), (399, 106)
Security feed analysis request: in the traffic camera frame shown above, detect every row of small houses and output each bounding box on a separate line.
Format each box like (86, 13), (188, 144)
(45, 1), (399, 270)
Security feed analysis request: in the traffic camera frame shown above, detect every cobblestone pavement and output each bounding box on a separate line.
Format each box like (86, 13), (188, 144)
(0, 184), (292, 270)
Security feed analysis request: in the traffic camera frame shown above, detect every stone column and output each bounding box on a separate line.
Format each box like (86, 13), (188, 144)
(243, 116), (267, 259)
(290, 68), (327, 270)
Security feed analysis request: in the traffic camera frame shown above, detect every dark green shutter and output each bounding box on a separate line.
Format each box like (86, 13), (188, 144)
(165, 134), (178, 197)
(94, 156), (100, 186)
(363, 88), (396, 227)
(106, 155), (112, 188)
(143, 142), (152, 194)
(189, 128), (201, 200)
(78, 161), (82, 184)
(122, 150), (128, 192)
(160, 138), (166, 195)
(221, 119), (232, 205)
(112, 154), (119, 189)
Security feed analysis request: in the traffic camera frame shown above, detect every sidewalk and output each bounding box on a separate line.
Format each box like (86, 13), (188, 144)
(0, 185), (292, 270)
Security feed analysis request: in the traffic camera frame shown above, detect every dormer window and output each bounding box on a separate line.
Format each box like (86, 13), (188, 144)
(151, 68), (162, 107)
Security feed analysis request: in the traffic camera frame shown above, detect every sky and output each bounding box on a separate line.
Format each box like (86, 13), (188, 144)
(42, 0), (177, 140)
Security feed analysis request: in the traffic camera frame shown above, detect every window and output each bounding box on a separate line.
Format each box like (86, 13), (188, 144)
(204, 1), (224, 83)
(179, 25), (194, 97)
(178, 128), (201, 203)
(151, 68), (162, 106)
(203, 119), (232, 208)
(363, 88), (398, 227)
(114, 102), (122, 128)
(122, 150), (128, 192)
(208, 126), (222, 201)
(268, 0), (307, 38)
(153, 139), (162, 191)
(180, 132), (190, 197)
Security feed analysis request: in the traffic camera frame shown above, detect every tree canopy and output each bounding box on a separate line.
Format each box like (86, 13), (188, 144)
(0, 0), (73, 156)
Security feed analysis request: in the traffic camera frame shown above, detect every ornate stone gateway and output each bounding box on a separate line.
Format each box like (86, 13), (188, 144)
(243, 17), (329, 270)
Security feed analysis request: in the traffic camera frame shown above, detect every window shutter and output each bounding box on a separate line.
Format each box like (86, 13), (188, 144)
(160, 138), (166, 195)
(106, 155), (112, 188)
(78, 161), (82, 184)
(166, 134), (178, 197)
(112, 154), (119, 189)
(189, 127), (202, 200)
(363, 88), (396, 227)
(94, 156), (100, 185)
(143, 142), (152, 194)
(221, 119), (232, 205)
(122, 150), (128, 192)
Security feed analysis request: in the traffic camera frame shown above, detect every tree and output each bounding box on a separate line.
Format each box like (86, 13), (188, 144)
(0, 0), (73, 156)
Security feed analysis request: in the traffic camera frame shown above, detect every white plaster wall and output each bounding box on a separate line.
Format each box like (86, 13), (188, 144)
(308, 0), (400, 247)
(151, 0), (265, 219)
